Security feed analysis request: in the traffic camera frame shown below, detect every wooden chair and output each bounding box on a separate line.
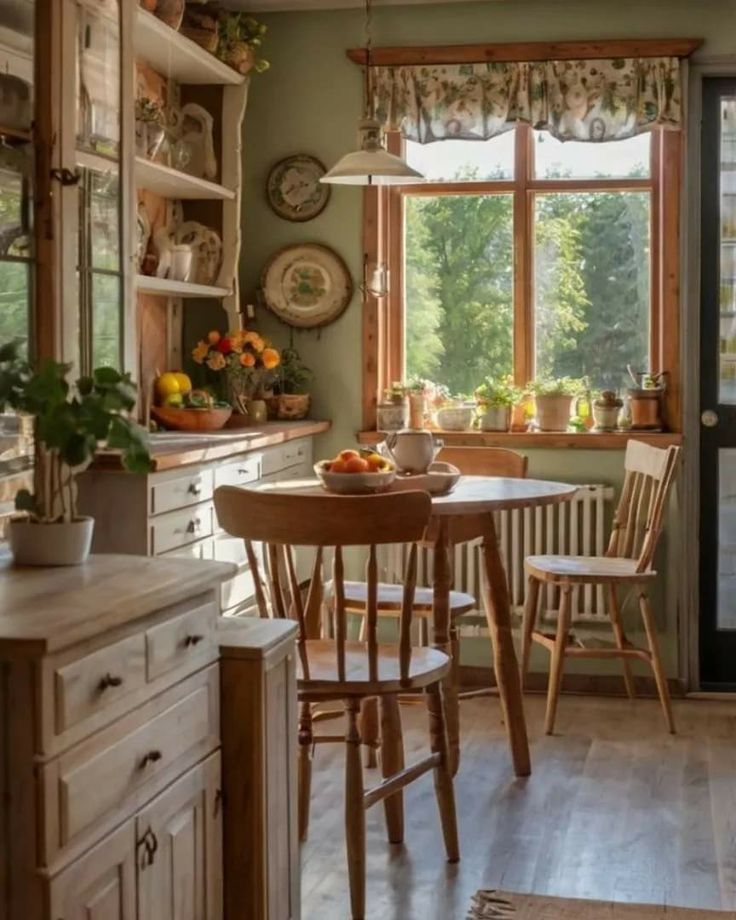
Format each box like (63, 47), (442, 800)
(343, 446), (528, 764)
(214, 486), (459, 920)
(521, 440), (681, 736)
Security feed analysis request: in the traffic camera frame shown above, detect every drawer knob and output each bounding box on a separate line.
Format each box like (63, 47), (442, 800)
(98, 673), (123, 691)
(187, 518), (202, 533)
(139, 749), (163, 769)
(188, 482), (202, 496)
(184, 633), (205, 647)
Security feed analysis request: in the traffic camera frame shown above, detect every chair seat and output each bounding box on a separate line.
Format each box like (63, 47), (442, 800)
(298, 640), (450, 695)
(340, 581), (476, 618)
(525, 555), (657, 585)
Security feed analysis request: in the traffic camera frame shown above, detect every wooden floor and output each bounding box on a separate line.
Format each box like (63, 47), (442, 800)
(301, 694), (736, 919)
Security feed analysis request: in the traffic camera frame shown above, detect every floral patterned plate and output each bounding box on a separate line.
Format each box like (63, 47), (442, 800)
(266, 154), (330, 222)
(261, 243), (353, 328)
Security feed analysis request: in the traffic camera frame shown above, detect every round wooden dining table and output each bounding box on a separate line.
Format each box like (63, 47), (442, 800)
(257, 475), (577, 778)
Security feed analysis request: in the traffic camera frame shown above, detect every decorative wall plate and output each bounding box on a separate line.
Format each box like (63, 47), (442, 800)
(266, 155), (330, 222)
(261, 243), (353, 328)
(175, 221), (222, 285)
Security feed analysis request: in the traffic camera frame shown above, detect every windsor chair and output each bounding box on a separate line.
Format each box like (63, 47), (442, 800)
(214, 486), (459, 920)
(521, 440), (681, 735)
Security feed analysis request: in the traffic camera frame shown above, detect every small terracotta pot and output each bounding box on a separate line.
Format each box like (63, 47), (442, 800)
(628, 388), (663, 429)
(276, 394), (310, 420)
(592, 404), (621, 431)
(534, 394), (573, 432)
(477, 404), (511, 432)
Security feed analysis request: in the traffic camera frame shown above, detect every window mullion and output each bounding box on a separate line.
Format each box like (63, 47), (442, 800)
(514, 124), (533, 385)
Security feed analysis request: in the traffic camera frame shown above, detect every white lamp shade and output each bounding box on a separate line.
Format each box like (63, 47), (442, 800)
(321, 147), (425, 186)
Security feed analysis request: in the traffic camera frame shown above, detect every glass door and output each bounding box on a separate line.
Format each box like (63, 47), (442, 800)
(699, 78), (736, 687)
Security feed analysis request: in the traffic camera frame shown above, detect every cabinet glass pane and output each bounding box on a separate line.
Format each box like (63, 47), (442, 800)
(720, 99), (736, 404)
(91, 273), (121, 369)
(718, 449), (736, 630)
(89, 169), (120, 271)
(76, 0), (120, 157)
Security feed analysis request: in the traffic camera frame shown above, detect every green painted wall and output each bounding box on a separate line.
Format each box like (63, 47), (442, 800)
(190, 0), (722, 678)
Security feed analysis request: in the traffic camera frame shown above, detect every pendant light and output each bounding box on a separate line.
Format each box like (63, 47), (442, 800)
(321, 0), (424, 187)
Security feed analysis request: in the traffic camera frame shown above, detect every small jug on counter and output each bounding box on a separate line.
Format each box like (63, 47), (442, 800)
(379, 429), (443, 475)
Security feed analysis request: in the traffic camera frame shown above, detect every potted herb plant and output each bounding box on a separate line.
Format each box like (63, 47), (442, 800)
(406, 378), (433, 429)
(0, 343), (151, 566)
(216, 12), (270, 75)
(376, 382), (408, 431)
(474, 376), (521, 432)
(273, 346), (313, 420)
(529, 377), (583, 432)
(592, 390), (623, 431)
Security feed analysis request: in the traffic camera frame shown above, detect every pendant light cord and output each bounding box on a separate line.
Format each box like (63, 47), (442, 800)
(363, 0), (373, 119)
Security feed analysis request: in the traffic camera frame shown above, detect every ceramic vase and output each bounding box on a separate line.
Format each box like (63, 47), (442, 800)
(8, 517), (94, 566)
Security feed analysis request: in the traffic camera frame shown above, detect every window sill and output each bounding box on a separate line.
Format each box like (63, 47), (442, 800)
(358, 430), (684, 450)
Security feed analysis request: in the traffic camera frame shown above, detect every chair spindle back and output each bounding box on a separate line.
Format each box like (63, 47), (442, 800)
(214, 486), (432, 686)
(437, 446), (528, 478)
(606, 441), (681, 573)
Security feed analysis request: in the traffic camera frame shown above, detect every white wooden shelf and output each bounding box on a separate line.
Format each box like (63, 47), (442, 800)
(134, 8), (245, 86)
(135, 157), (236, 200)
(136, 275), (231, 299)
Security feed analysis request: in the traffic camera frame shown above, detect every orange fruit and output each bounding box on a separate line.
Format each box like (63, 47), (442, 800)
(338, 449), (360, 462)
(330, 459), (349, 473)
(344, 456), (370, 473)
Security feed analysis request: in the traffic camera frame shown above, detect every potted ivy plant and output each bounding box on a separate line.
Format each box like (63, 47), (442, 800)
(529, 377), (583, 432)
(474, 376), (521, 431)
(216, 12), (270, 75)
(273, 346), (313, 420)
(0, 343), (151, 566)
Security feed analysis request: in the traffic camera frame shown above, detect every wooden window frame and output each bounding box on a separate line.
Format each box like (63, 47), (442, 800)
(360, 39), (697, 437)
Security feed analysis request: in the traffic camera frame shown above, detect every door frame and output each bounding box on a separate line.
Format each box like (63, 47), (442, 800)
(684, 58), (736, 690)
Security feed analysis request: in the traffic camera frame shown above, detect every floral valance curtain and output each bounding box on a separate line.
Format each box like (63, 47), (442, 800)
(371, 57), (682, 143)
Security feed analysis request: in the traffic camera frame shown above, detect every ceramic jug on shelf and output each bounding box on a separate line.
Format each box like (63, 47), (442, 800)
(380, 429), (442, 475)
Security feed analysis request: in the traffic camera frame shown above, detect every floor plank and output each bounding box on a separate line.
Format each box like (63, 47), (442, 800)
(301, 695), (736, 919)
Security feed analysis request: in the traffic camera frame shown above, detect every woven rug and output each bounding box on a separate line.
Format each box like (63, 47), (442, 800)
(468, 891), (732, 919)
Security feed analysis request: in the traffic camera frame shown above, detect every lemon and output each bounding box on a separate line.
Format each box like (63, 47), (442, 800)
(163, 393), (184, 408)
(173, 372), (192, 395)
(156, 372), (181, 401)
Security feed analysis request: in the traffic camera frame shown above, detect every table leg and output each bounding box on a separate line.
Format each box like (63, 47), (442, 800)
(431, 520), (460, 776)
(480, 513), (531, 777)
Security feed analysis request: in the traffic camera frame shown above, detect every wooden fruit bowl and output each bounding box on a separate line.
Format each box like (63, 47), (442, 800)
(151, 405), (232, 432)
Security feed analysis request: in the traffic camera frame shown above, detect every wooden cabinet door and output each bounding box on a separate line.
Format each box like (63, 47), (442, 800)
(49, 819), (136, 920)
(136, 752), (222, 920)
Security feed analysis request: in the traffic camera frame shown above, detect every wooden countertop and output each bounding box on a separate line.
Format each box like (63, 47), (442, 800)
(0, 553), (236, 657)
(93, 420), (331, 472)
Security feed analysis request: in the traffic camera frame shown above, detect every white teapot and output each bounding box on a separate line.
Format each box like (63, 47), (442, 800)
(380, 429), (442, 475)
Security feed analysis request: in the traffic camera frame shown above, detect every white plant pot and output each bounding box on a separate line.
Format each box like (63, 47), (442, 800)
(534, 395), (574, 432)
(8, 517), (95, 567)
(477, 404), (511, 431)
(435, 406), (473, 431)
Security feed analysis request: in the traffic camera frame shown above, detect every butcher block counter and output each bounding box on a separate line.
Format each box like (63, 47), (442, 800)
(0, 553), (300, 920)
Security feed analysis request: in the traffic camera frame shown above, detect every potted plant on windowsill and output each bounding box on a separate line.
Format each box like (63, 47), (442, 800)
(592, 390), (623, 431)
(474, 376), (521, 432)
(529, 377), (583, 432)
(435, 393), (473, 432)
(273, 346), (314, 420)
(406, 378), (434, 429)
(0, 343), (151, 566)
(216, 12), (270, 75)
(376, 382), (408, 432)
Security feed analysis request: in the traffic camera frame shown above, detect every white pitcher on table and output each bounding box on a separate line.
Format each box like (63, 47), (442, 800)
(379, 429), (443, 475)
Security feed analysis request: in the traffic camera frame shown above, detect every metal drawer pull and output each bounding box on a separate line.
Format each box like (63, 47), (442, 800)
(184, 633), (204, 647)
(137, 826), (159, 869)
(139, 749), (163, 769)
(186, 518), (202, 533)
(98, 672), (123, 691)
(188, 482), (202, 496)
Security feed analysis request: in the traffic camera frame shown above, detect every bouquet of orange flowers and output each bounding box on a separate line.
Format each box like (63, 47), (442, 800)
(192, 328), (280, 412)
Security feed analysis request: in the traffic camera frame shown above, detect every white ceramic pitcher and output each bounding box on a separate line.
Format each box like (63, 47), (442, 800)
(380, 429), (442, 474)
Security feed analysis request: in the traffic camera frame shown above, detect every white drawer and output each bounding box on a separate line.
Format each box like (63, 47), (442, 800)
(159, 538), (214, 561)
(283, 440), (310, 468)
(151, 504), (214, 555)
(150, 469), (214, 516)
(220, 566), (256, 613)
(214, 455), (261, 489)
(261, 439), (311, 476)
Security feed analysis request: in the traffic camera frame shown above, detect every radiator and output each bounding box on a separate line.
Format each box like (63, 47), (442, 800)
(381, 484), (616, 626)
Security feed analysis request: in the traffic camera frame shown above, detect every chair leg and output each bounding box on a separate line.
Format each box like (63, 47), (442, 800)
(426, 682), (460, 863)
(607, 584), (636, 699)
(379, 695), (405, 844)
(445, 623), (461, 777)
(520, 575), (540, 689)
(638, 592), (676, 734)
(545, 585), (572, 736)
(360, 697), (379, 768)
(298, 701), (313, 842)
(344, 698), (366, 920)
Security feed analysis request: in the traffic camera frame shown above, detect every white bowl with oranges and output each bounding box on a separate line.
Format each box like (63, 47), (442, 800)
(315, 449), (396, 495)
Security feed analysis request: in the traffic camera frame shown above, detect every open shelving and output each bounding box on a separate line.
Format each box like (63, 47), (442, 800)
(136, 275), (231, 299)
(135, 157), (236, 201)
(134, 7), (245, 86)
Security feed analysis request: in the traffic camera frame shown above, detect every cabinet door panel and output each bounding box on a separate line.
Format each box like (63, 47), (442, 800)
(137, 752), (222, 920)
(49, 819), (135, 920)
